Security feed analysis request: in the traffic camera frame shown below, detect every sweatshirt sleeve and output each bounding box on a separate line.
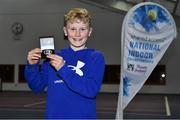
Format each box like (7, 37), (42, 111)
(24, 62), (48, 94)
(57, 52), (105, 98)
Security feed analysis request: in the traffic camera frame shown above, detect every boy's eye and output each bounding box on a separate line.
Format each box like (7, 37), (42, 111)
(68, 27), (88, 31)
(70, 28), (76, 31)
(80, 28), (86, 31)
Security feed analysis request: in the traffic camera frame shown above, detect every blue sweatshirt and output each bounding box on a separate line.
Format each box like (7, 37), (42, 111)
(24, 47), (105, 119)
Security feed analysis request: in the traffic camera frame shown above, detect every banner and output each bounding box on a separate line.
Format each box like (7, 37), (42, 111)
(116, 2), (177, 118)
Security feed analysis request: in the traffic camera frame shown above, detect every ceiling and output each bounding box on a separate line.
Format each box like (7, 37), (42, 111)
(80, 0), (180, 16)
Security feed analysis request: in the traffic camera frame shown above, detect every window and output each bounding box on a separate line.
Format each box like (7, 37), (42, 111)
(103, 65), (120, 84)
(103, 64), (166, 85)
(18, 64), (26, 83)
(0, 64), (14, 83)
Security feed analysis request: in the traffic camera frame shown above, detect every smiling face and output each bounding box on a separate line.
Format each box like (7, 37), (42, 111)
(64, 8), (92, 51)
(64, 19), (92, 51)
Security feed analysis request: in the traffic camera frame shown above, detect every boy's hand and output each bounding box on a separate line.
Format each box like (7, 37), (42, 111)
(47, 54), (65, 71)
(27, 48), (42, 64)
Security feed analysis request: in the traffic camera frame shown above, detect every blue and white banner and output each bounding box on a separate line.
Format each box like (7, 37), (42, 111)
(116, 2), (177, 118)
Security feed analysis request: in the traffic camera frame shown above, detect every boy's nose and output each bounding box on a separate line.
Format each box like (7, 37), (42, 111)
(75, 30), (80, 37)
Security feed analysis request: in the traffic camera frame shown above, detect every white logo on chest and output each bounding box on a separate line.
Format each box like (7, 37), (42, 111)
(68, 60), (85, 76)
(54, 79), (64, 84)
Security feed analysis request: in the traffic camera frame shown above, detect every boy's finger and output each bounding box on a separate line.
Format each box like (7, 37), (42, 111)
(47, 54), (62, 60)
(47, 55), (57, 60)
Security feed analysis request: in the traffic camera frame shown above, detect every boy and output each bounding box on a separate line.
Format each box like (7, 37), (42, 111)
(24, 8), (105, 119)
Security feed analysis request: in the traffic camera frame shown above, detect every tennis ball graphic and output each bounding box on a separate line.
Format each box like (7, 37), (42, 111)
(147, 10), (157, 21)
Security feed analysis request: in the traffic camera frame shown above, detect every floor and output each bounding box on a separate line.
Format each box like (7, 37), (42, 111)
(0, 91), (180, 119)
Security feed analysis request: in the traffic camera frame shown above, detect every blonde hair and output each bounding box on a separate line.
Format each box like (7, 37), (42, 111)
(64, 8), (92, 27)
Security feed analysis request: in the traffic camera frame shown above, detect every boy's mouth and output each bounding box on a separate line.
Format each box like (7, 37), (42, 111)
(73, 38), (83, 41)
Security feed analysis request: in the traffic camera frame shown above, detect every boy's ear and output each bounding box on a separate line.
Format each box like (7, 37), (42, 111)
(63, 27), (68, 36)
(88, 27), (93, 36)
